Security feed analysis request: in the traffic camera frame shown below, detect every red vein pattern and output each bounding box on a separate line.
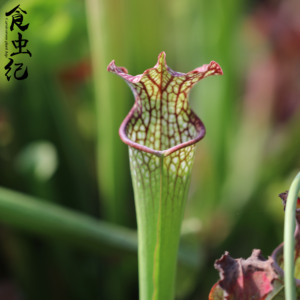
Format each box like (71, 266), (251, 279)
(108, 51), (223, 157)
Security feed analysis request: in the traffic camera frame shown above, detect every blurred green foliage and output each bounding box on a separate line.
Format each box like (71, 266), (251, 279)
(0, 0), (300, 299)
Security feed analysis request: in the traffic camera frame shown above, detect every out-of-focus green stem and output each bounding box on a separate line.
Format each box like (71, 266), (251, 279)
(284, 172), (300, 300)
(84, 0), (115, 218)
(84, 4), (130, 297)
(0, 187), (197, 267)
(85, 0), (130, 224)
(0, 186), (136, 253)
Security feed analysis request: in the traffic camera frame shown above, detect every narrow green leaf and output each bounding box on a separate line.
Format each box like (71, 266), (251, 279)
(272, 187), (300, 299)
(0, 186), (198, 268)
(0, 186), (137, 254)
(284, 172), (300, 300)
(85, 0), (130, 223)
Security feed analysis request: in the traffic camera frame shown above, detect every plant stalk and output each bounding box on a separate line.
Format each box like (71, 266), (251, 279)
(108, 52), (222, 300)
(130, 147), (195, 300)
(0, 186), (197, 267)
(284, 172), (300, 300)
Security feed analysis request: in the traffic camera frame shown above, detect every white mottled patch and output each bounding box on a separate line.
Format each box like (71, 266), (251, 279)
(180, 161), (187, 170)
(131, 131), (136, 141)
(170, 137), (175, 146)
(172, 157), (179, 164)
(150, 162), (157, 171)
(169, 114), (175, 123)
(137, 132), (145, 140)
(170, 164), (177, 172)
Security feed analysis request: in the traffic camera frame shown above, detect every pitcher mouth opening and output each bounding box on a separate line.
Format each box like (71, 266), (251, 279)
(119, 108), (206, 157)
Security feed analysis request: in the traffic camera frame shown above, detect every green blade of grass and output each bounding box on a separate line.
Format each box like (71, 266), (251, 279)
(0, 187), (198, 267)
(0, 186), (136, 254)
(85, 0), (131, 224)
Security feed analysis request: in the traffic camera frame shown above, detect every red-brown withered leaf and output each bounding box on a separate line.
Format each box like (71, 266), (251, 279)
(210, 249), (278, 300)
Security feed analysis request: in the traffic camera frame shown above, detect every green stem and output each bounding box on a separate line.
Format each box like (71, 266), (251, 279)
(84, 0), (114, 216)
(0, 186), (136, 254)
(284, 172), (300, 300)
(85, 0), (130, 224)
(130, 147), (195, 300)
(0, 186), (196, 267)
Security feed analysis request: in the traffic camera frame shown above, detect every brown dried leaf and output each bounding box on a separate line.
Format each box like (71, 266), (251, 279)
(210, 249), (278, 300)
